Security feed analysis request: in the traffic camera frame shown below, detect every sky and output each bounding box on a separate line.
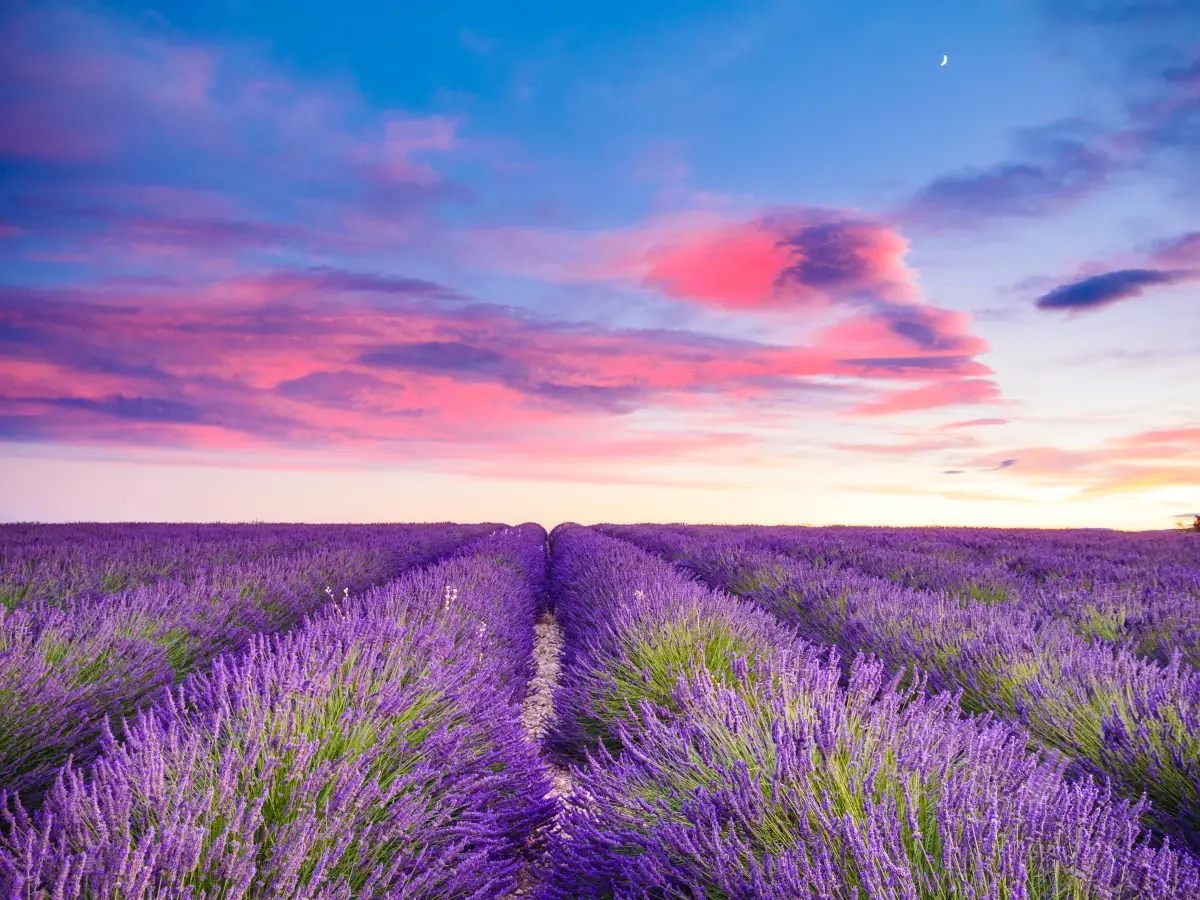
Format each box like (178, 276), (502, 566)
(0, 0), (1197, 529)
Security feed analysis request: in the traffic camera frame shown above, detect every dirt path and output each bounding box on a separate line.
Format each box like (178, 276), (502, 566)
(523, 608), (573, 796)
(513, 608), (572, 897)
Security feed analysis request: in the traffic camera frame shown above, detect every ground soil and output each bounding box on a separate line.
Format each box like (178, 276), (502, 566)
(512, 609), (573, 897)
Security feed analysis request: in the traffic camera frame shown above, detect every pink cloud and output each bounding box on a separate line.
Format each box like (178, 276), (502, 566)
(636, 221), (796, 306)
(952, 426), (1200, 497)
(371, 115), (460, 185)
(0, 264), (1006, 475)
(1150, 231), (1200, 266)
(936, 417), (1009, 430)
(851, 379), (1005, 417)
(466, 208), (923, 311)
(834, 435), (982, 456)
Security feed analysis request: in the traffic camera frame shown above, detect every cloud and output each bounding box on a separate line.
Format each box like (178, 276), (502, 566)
(274, 370), (397, 409)
(460, 209), (993, 383)
(463, 208), (923, 310)
(896, 120), (1119, 231)
(50, 395), (206, 424)
(936, 417), (1008, 430)
(0, 262), (1007, 475)
(850, 379), (1004, 417)
(957, 426), (1199, 496)
(835, 435), (981, 456)
(359, 341), (529, 384)
(836, 355), (982, 375)
(1112, 425), (1200, 454)
(0, 5), (1010, 480)
(1148, 230), (1200, 266)
(637, 212), (920, 310)
(0, 6), (467, 274)
(1035, 267), (1195, 310)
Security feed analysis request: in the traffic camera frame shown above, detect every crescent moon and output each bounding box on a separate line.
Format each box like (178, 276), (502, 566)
(940, 55), (948, 66)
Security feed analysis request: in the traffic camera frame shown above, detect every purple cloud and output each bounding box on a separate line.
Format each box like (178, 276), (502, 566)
(51, 395), (206, 424)
(1150, 230), (1200, 265)
(358, 341), (529, 383)
(839, 355), (978, 373)
(1035, 267), (1195, 310)
(0, 6), (469, 276)
(774, 220), (877, 289)
(274, 370), (392, 407)
(897, 120), (1116, 230)
(271, 267), (463, 298)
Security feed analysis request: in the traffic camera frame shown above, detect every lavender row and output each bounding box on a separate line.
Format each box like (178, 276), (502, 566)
(0, 522), (501, 610)
(761, 525), (1200, 666)
(0, 523), (554, 899)
(0, 523), (492, 808)
(619, 523), (1200, 667)
(534, 525), (1198, 898)
(602, 524), (1200, 855)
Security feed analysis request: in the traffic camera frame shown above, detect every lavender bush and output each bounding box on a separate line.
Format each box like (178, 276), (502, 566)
(0, 524), (491, 808)
(0, 523), (465, 610)
(604, 524), (1200, 855)
(537, 525), (1199, 898)
(0, 524), (554, 899)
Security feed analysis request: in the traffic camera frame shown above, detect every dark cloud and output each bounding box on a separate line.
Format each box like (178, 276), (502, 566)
(891, 319), (940, 348)
(0, 415), (45, 440)
(1035, 267), (1194, 310)
(840, 355), (976, 373)
(994, 458), (1017, 469)
(875, 304), (978, 353)
(524, 381), (646, 414)
(268, 267), (463, 299)
(275, 370), (389, 406)
(74, 356), (174, 381)
(50, 395), (205, 424)
(174, 306), (335, 337)
(775, 221), (874, 289)
(943, 469), (965, 475)
(358, 341), (528, 383)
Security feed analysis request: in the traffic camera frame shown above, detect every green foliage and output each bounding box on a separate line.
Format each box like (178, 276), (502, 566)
(583, 616), (763, 754)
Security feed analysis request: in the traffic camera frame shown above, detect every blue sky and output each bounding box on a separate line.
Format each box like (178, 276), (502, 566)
(0, 0), (1197, 527)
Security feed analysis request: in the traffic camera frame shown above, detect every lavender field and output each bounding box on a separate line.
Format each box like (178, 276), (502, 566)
(1, 522), (1198, 899)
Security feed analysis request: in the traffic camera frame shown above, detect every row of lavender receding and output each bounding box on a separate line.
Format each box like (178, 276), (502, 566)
(0, 524), (554, 898)
(534, 525), (1199, 898)
(739, 525), (1200, 667)
(0, 522), (503, 610)
(600, 523), (1200, 856)
(0, 523), (494, 809)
